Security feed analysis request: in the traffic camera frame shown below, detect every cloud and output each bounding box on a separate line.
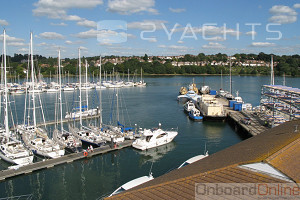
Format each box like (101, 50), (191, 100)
(269, 5), (297, 24)
(107, 0), (158, 15)
(245, 31), (257, 36)
(72, 28), (131, 44)
(294, 4), (300, 9)
(270, 5), (297, 15)
(39, 32), (64, 39)
(0, 34), (24, 42)
(250, 42), (276, 47)
(72, 29), (99, 38)
(0, 19), (9, 26)
(202, 42), (225, 49)
(18, 48), (29, 53)
(65, 40), (83, 45)
(128, 20), (167, 30)
(77, 19), (97, 28)
(169, 8), (186, 13)
(177, 40), (184, 44)
(148, 38), (157, 43)
(79, 46), (88, 50)
(7, 42), (27, 47)
(50, 22), (67, 26)
(33, 0), (103, 21)
(176, 25), (240, 38)
(269, 15), (297, 24)
(158, 44), (189, 50)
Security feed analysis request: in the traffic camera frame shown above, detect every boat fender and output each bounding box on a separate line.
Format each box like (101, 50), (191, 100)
(84, 151), (88, 157)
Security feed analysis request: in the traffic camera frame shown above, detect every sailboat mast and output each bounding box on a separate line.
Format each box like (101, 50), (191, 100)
(85, 60), (88, 109)
(229, 56), (232, 95)
(128, 69), (129, 82)
(3, 30), (9, 137)
(79, 48), (82, 126)
(58, 49), (63, 131)
(270, 55), (274, 85)
(116, 88), (119, 122)
(30, 32), (37, 128)
(99, 56), (102, 125)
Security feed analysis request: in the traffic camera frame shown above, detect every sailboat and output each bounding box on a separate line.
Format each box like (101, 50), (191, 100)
(88, 56), (126, 143)
(52, 49), (82, 153)
(65, 56), (99, 119)
(19, 32), (65, 159)
(122, 69), (134, 87)
(135, 67), (146, 87)
(68, 50), (106, 147)
(0, 29), (34, 166)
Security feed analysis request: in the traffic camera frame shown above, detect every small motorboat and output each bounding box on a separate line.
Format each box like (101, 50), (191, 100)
(188, 108), (203, 121)
(183, 100), (195, 112)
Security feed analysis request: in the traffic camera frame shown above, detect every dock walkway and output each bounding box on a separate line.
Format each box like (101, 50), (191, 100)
(0, 140), (133, 181)
(226, 109), (269, 136)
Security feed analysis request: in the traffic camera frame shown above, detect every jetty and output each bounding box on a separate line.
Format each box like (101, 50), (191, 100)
(0, 140), (133, 181)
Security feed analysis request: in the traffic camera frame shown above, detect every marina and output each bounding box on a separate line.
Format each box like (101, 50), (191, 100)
(0, 76), (299, 199)
(0, 140), (133, 181)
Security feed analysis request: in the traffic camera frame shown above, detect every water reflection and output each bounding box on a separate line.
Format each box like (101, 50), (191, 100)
(136, 142), (176, 166)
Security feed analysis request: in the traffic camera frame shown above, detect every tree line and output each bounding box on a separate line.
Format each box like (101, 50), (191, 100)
(1, 52), (299, 78)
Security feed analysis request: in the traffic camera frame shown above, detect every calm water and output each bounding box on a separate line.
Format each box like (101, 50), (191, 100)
(0, 75), (299, 199)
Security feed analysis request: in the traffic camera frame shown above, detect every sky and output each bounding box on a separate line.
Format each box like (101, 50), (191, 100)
(0, 0), (300, 58)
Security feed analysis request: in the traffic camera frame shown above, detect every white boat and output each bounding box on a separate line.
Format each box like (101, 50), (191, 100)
(183, 100), (195, 112)
(52, 49), (82, 153)
(21, 127), (65, 158)
(0, 30), (34, 166)
(69, 125), (106, 147)
(0, 139), (34, 166)
(234, 91), (244, 104)
(46, 88), (59, 93)
(20, 33), (65, 159)
(135, 67), (146, 87)
(132, 124), (178, 150)
(90, 125), (125, 143)
(53, 129), (82, 153)
(177, 90), (200, 102)
(188, 108), (203, 121)
(178, 151), (209, 169)
(109, 174), (154, 197)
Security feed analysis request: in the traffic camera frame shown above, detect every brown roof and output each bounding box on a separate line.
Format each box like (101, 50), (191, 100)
(106, 120), (300, 199)
(266, 136), (300, 183)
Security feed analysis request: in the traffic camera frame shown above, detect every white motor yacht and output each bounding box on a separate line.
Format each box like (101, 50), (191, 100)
(132, 124), (178, 150)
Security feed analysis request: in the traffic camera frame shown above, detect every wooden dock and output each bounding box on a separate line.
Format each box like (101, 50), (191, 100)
(226, 109), (269, 136)
(0, 140), (133, 181)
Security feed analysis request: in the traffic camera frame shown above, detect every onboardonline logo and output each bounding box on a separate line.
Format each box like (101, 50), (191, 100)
(195, 183), (300, 199)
